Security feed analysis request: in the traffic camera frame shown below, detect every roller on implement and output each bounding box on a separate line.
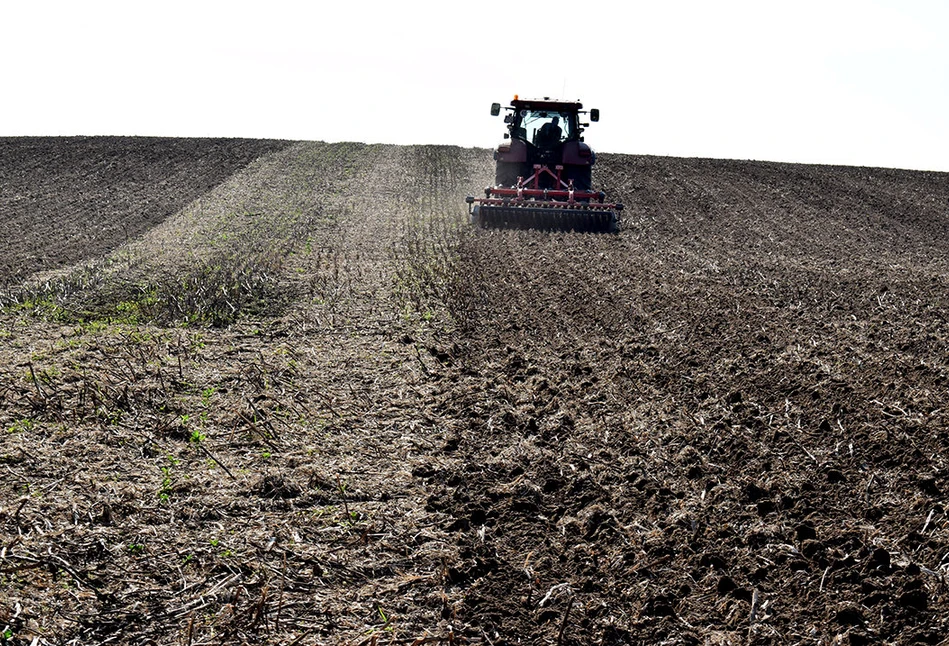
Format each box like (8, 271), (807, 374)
(466, 96), (622, 233)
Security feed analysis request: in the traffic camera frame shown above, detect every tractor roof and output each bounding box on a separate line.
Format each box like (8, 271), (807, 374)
(510, 97), (583, 112)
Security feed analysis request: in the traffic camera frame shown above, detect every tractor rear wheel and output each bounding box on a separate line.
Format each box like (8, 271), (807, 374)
(495, 162), (525, 188)
(564, 165), (592, 192)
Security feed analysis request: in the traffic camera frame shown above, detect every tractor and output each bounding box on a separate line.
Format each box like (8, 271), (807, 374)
(466, 96), (622, 232)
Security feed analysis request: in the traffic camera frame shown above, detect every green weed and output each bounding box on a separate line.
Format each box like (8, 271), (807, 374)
(7, 419), (34, 434)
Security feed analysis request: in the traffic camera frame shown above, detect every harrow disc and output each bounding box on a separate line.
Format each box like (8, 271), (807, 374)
(472, 205), (617, 234)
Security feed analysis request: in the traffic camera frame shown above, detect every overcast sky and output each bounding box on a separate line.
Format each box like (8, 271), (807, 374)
(4, 1), (949, 172)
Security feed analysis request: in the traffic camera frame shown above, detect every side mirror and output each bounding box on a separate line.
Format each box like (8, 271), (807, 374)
(490, 103), (501, 116)
(590, 109), (600, 122)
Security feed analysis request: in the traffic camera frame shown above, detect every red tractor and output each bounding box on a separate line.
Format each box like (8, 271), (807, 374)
(466, 96), (622, 233)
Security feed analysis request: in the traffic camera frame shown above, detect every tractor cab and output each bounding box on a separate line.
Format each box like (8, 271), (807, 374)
(494, 98), (587, 150)
(512, 109), (578, 149)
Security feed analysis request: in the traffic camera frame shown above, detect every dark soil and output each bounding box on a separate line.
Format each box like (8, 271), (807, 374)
(0, 139), (947, 646)
(0, 136), (292, 286)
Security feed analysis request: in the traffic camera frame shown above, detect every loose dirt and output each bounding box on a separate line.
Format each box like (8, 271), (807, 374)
(0, 139), (947, 645)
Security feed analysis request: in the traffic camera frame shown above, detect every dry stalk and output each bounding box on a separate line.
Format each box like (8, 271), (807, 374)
(337, 473), (352, 519)
(557, 596), (575, 645)
(239, 411), (279, 451)
(196, 443), (237, 480)
(248, 585), (269, 632)
(27, 362), (46, 400)
(276, 553), (287, 630)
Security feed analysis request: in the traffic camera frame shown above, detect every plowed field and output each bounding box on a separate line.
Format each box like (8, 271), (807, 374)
(1, 139), (947, 646)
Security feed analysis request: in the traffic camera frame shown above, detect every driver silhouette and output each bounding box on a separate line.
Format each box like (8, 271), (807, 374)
(537, 117), (562, 147)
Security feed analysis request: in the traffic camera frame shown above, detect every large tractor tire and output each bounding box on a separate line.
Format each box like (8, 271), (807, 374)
(564, 164), (592, 192)
(495, 162), (526, 188)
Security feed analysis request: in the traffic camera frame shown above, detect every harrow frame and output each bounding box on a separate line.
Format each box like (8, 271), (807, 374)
(466, 164), (623, 233)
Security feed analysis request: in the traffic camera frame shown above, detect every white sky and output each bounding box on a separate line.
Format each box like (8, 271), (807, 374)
(4, 0), (949, 171)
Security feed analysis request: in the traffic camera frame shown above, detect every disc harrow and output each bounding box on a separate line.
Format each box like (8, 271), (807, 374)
(471, 204), (618, 233)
